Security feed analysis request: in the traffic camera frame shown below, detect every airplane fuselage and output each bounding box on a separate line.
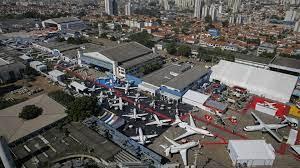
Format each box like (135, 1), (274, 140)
(169, 142), (198, 153)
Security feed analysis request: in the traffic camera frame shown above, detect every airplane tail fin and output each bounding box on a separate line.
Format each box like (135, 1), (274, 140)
(171, 115), (182, 125)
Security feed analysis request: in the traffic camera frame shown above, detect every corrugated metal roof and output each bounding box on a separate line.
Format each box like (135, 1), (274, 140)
(164, 66), (208, 91)
(100, 42), (152, 63)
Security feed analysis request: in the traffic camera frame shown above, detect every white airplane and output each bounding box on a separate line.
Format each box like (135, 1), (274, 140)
(281, 115), (298, 127)
(130, 127), (157, 144)
(97, 91), (108, 104)
(88, 85), (102, 92)
(244, 112), (288, 142)
(172, 114), (214, 141)
(128, 93), (147, 102)
(109, 97), (128, 110)
(122, 108), (148, 120)
(146, 114), (171, 127)
(115, 83), (137, 94)
(160, 136), (199, 166)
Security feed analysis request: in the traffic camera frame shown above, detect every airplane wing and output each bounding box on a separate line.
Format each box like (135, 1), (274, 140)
(145, 134), (158, 139)
(153, 114), (160, 122)
(146, 121), (158, 125)
(164, 136), (180, 146)
(179, 149), (188, 166)
(137, 113), (148, 117)
(161, 119), (172, 123)
(130, 136), (140, 140)
(122, 114), (134, 118)
(189, 114), (196, 127)
(174, 131), (195, 141)
(267, 124), (288, 130)
(251, 112), (264, 124)
(265, 126), (283, 142)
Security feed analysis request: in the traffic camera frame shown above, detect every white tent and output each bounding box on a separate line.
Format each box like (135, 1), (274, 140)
(182, 90), (210, 109)
(210, 60), (298, 103)
(228, 140), (275, 167)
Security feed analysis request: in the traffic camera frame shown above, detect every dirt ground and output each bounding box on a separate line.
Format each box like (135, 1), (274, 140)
(3, 75), (62, 100)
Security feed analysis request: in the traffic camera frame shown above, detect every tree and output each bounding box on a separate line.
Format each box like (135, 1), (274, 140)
(48, 91), (75, 107)
(129, 31), (154, 48)
(166, 43), (177, 55)
(177, 45), (191, 57)
(19, 105), (43, 120)
(65, 96), (98, 122)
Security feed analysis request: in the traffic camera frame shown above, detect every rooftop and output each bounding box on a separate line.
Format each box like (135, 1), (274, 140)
(142, 63), (192, 87)
(229, 140), (275, 160)
(0, 94), (66, 143)
(120, 52), (160, 69)
(269, 56), (300, 72)
(164, 66), (209, 91)
(46, 17), (81, 24)
(100, 42), (152, 63)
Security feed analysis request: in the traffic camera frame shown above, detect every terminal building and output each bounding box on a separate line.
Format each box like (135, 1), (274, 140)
(42, 17), (86, 31)
(79, 42), (161, 78)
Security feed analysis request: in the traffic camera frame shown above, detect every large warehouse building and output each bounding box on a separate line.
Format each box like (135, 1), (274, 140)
(210, 60), (298, 103)
(139, 63), (210, 101)
(42, 17), (86, 31)
(79, 42), (161, 78)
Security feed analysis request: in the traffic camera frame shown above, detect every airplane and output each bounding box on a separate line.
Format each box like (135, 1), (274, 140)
(160, 136), (199, 166)
(97, 91), (108, 104)
(115, 82), (137, 94)
(244, 112), (288, 142)
(130, 127), (157, 144)
(122, 108), (148, 120)
(109, 97), (128, 110)
(88, 85), (102, 92)
(281, 115), (298, 127)
(128, 93), (147, 102)
(146, 114), (171, 127)
(172, 114), (214, 141)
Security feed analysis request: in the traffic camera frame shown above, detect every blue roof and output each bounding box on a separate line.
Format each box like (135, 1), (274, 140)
(160, 86), (183, 97)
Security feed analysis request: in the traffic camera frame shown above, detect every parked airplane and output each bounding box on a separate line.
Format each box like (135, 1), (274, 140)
(115, 83), (137, 94)
(160, 136), (199, 166)
(122, 108), (148, 120)
(97, 91), (108, 104)
(130, 127), (157, 144)
(172, 114), (214, 141)
(88, 85), (102, 92)
(244, 112), (288, 142)
(109, 97), (128, 110)
(128, 93), (147, 102)
(146, 114), (171, 126)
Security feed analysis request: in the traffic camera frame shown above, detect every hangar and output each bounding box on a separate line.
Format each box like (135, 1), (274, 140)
(210, 60), (298, 103)
(79, 42), (161, 78)
(42, 17), (86, 31)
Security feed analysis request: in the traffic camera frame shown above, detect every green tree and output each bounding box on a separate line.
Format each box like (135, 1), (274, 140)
(19, 105), (43, 120)
(65, 96), (98, 122)
(166, 43), (177, 55)
(48, 91), (75, 107)
(177, 45), (191, 57)
(129, 31), (154, 48)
